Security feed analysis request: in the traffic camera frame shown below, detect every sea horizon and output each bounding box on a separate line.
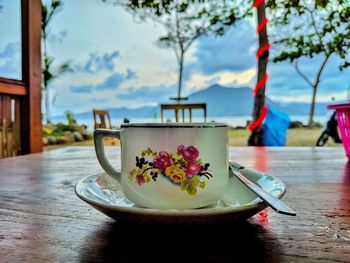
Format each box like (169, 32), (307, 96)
(50, 114), (329, 131)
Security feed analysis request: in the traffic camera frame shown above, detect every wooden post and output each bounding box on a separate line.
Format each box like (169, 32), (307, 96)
(161, 106), (164, 123)
(21, 0), (42, 154)
(175, 109), (179, 122)
(248, 0), (269, 146)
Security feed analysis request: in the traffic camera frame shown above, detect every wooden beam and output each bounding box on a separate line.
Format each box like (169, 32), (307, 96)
(0, 78), (27, 96)
(21, 0), (42, 154)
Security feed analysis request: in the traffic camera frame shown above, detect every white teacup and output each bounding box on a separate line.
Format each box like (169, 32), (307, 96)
(94, 122), (228, 209)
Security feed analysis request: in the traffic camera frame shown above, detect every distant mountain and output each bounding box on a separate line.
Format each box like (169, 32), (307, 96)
(188, 84), (331, 116)
(188, 84), (279, 116)
(54, 84), (334, 120)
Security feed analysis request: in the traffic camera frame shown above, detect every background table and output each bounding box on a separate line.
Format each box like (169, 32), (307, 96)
(160, 103), (207, 122)
(0, 147), (349, 262)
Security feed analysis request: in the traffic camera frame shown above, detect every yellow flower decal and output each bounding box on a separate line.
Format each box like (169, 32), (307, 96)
(180, 176), (206, 195)
(141, 147), (157, 157)
(129, 168), (139, 177)
(165, 165), (186, 183)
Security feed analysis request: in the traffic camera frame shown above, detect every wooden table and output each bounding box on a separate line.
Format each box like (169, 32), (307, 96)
(160, 103), (207, 122)
(1, 147), (349, 262)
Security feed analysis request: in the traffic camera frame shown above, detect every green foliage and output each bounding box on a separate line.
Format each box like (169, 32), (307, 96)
(65, 110), (77, 126)
(269, 0), (350, 70)
(86, 133), (94, 140)
(42, 125), (64, 137)
(42, 0), (63, 39)
(41, 0), (72, 123)
(42, 0), (72, 89)
(50, 128), (65, 137)
(42, 55), (71, 91)
(56, 123), (76, 132)
(125, 0), (249, 50)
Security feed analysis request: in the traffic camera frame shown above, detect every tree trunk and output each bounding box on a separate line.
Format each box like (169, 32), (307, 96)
(43, 32), (50, 124)
(248, 1), (269, 146)
(177, 51), (184, 101)
(307, 55), (330, 128)
(46, 88), (50, 124)
(308, 86), (317, 128)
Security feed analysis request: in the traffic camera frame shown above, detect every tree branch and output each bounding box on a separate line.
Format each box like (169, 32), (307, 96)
(173, 45), (180, 64)
(184, 31), (202, 51)
(293, 60), (313, 88)
(303, 0), (328, 54)
(183, 3), (210, 51)
(314, 54), (331, 87)
(175, 11), (184, 53)
(243, 1), (255, 17)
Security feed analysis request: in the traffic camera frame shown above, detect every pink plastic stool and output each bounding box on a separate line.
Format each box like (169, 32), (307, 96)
(328, 103), (350, 159)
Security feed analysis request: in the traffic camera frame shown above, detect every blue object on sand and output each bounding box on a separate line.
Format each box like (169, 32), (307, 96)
(262, 108), (291, 146)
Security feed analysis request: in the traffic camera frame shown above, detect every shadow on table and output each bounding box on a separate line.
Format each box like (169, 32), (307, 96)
(80, 220), (282, 262)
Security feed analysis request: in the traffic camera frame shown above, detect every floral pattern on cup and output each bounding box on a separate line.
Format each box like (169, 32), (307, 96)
(128, 145), (213, 196)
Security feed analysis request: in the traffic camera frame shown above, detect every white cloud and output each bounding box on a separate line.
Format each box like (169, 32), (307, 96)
(185, 69), (256, 92)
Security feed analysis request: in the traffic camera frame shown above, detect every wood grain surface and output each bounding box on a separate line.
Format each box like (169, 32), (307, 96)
(0, 147), (349, 262)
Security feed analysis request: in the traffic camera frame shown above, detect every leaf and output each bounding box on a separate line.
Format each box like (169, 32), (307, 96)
(271, 0), (349, 69)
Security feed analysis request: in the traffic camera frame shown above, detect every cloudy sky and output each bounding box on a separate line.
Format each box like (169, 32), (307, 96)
(0, 0), (349, 116)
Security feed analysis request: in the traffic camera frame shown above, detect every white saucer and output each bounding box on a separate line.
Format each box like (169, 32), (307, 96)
(75, 166), (286, 224)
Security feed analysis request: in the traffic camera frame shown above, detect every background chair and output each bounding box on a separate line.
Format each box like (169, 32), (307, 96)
(93, 109), (112, 129)
(92, 109), (118, 145)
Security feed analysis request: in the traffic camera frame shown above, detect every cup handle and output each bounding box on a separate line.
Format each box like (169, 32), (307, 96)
(94, 128), (121, 183)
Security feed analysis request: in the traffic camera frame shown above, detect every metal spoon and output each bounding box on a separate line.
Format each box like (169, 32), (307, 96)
(229, 162), (296, 216)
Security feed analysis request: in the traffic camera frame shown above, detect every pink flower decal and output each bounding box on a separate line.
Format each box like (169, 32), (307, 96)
(186, 162), (201, 177)
(178, 145), (199, 163)
(136, 175), (145, 185)
(153, 151), (173, 172)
